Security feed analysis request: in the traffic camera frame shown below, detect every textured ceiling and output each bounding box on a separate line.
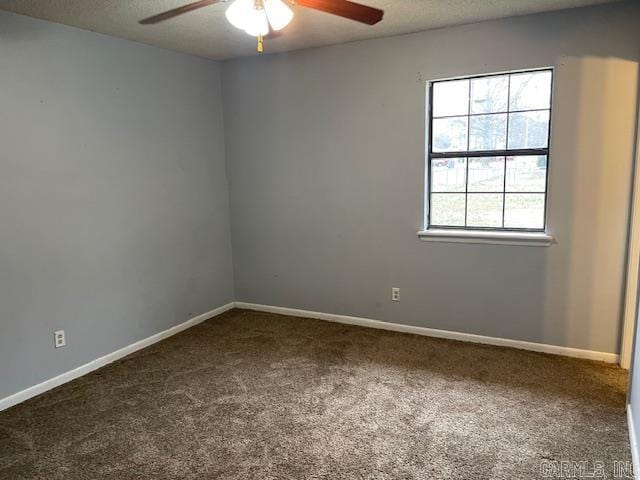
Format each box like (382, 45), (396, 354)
(0, 0), (622, 60)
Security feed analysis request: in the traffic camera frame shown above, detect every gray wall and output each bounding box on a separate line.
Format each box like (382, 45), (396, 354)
(2, 2), (639, 402)
(222, 1), (640, 354)
(0, 11), (234, 399)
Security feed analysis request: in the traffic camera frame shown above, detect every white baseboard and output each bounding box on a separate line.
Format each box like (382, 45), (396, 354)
(0, 302), (235, 412)
(629, 404), (639, 478)
(235, 302), (620, 364)
(1, 301), (619, 412)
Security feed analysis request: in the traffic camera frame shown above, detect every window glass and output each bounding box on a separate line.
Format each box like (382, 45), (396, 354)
(433, 79), (469, 117)
(508, 111), (550, 149)
(505, 156), (547, 192)
(468, 157), (505, 192)
(431, 158), (466, 192)
(467, 194), (503, 228)
(428, 69), (552, 231)
(431, 194), (466, 226)
(509, 71), (552, 111)
(469, 114), (507, 151)
(504, 194), (545, 229)
(470, 75), (509, 114)
(432, 117), (468, 152)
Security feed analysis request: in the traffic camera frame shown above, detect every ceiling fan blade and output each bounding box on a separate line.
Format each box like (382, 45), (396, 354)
(139, 0), (223, 25)
(295, 0), (383, 25)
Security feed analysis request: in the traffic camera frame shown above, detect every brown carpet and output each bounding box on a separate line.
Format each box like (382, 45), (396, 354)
(0, 309), (630, 479)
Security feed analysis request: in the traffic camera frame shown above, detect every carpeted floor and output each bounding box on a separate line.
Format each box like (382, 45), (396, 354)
(0, 309), (630, 479)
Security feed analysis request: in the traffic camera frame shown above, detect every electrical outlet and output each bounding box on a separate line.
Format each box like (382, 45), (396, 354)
(54, 330), (66, 348)
(392, 287), (400, 302)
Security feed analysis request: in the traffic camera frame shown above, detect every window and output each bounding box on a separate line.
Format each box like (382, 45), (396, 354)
(427, 69), (552, 232)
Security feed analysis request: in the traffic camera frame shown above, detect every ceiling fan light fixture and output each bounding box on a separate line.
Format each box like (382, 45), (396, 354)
(226, 0), (271, 37)
(264, 0), (294, 31)
(140, 0), (383, 53)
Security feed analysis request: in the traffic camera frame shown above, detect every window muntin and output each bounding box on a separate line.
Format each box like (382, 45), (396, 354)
(427, 69), (552, 232)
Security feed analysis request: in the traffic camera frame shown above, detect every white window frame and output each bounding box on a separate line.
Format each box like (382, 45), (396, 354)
(419, 68), (555, 247)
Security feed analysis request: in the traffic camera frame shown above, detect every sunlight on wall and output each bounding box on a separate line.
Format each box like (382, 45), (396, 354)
(543, 56), (639, 350)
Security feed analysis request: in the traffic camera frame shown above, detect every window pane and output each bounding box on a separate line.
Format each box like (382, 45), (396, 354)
(504, 194), (545, 229)
(433, 79), (469, 117)
(431, 158), (466, 192)
(469, 114), (507, 151)
(431, 194), (465, 226)
(505, 156), (547, 192)
(467, 194), (503, 228)
(468, 157), (505, 192)
(509, 70), (552, 111)
(470, 75), (508, 114)
(432, 116), (468, 152)
(507, 111), (549, 149)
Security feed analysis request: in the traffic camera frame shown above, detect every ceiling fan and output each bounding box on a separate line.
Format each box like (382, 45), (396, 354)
(139, 0), (384, 53)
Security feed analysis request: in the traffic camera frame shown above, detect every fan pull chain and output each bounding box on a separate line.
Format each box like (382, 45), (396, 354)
(257, 34), (264, 53)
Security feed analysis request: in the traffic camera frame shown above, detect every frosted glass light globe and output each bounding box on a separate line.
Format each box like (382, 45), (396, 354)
(243, 5), (269, 36)
(225, 0), (254, 30)
(264, 0), (293, 31)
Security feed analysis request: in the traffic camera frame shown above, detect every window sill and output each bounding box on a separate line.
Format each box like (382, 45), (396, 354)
(417, 229), (554, 247)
